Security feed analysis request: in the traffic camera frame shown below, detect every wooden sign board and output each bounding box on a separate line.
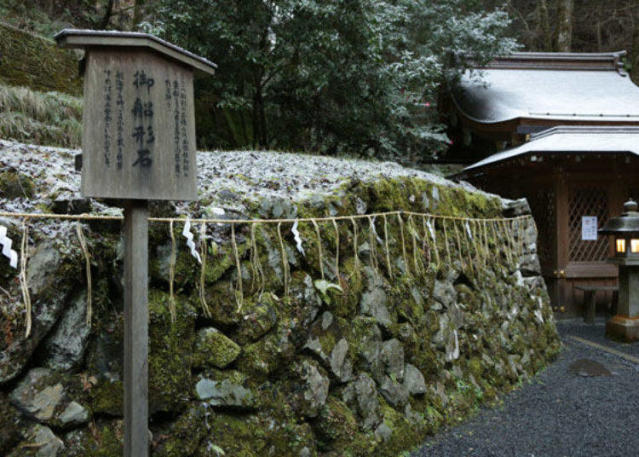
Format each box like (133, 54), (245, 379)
(56, 30), (216, 457)
(55, 30), (216, 201)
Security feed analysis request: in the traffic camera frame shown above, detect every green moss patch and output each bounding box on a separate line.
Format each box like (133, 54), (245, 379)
(0, 22), (82, 96)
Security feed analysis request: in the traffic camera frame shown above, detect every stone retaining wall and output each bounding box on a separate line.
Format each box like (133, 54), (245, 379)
(0, 144), (560, 457)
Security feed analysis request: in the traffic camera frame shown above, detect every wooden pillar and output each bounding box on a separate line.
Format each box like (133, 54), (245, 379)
(554, 171), (569, 308)
(124, 200), (149, 457)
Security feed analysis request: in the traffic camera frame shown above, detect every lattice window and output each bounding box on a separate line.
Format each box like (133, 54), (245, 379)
(569, 187), (609, 262)
(527, 189), (555, 267)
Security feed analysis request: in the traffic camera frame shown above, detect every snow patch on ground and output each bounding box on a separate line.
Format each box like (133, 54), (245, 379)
(1, 139), (488, 221)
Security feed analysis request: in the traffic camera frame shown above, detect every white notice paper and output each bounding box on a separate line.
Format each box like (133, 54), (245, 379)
(582, 216), (598, 241)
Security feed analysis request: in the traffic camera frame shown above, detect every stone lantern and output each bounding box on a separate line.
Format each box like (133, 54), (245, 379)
(599, 200), (639, 341)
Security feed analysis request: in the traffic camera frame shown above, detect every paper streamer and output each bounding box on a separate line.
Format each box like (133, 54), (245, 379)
(0, 226), (18, 269)
(292, 220), (305, 256)
(534, 297), (544, 323)
(465, 221), (473, 239)
(370, 217), (383, 245)
(426, 219), (436, 241)
(182, 218), (202, 264)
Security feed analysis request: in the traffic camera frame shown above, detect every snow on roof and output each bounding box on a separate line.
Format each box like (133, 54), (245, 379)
(453, 52), (639, 124)
(460, 126), (639, 175)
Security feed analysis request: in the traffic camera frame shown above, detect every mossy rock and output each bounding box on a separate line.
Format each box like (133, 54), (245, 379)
(314, 396), (372, 455)
(237, 322), (296, 381)
(0, 22), (82, 96)
(0, 170), (35, 199)
(63, 420), (124, 457)
(148, 291), (197, 413)
(197, 280), (243, 326)
(0, 394), (23, 455)
(87, 291), (197, 416)
(234, 294), (280, 344)
(371, 403), (425, 457)
(194, 410), (315, 457)
(153, 403), (209, 456)
(192, 327), (242, 369)
(89, 378), (123, 417)
(329, 257), (365, 318)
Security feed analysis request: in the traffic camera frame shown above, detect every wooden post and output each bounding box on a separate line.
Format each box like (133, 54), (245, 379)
(124, 200), (149, 457)
(55, 31), (215, 457)
(585, 290), (596, 324)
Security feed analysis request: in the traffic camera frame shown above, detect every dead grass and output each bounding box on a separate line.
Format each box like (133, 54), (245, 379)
(0, 83), (82, 147)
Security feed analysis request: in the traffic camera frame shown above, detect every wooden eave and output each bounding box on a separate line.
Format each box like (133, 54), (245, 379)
(54, 29), (217, 75)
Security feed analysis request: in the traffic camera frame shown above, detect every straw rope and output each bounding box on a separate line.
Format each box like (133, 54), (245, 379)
(350, 217), (361, 281)
(382, 214), (393, 278)
(277, 222), (290, 298)
(312, 219), (325, 280)
(367, 216), (380, 276)
(1, 208), (533, 335)
(442, 219), (451, 266)
(397, 213), (410, 276)
(75, 222), (92, 326)
(250, 223), (265, 297)
(168, 221), (177, 323)
(19, 221), (31, 338)
(0, 210), (532, 224)
(231, 223), (244, 312)
(198, 223), (212, 318)
(407, 215), (421, 275)
(332, 219), (340, 281)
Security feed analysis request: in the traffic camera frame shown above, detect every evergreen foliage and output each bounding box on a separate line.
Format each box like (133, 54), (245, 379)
(149, 0), (517, 163)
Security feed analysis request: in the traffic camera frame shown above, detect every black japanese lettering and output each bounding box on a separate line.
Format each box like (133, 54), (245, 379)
(132, 149), (152, 167)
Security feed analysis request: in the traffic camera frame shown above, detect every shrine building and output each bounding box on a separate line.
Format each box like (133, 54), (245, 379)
(448, 52), (639, 316)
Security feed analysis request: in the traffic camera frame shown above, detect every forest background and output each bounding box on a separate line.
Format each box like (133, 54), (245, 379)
(1, 0), (636, 164)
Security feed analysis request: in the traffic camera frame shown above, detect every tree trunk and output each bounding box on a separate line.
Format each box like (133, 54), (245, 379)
(98, 0), (115, 30)
(133, 0), (145, 29)
(631, 10), (639, 84)
(253, 88), (268, 148)
(556, 0), (574, 52)
(538, 0), (552, 51)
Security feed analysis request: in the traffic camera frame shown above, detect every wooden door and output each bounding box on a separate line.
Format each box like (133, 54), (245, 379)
(562, 179), (619, 314)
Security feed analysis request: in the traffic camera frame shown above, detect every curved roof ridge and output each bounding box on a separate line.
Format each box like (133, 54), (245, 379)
(482, 51), (626, 73)
(530, 125), (639, 140)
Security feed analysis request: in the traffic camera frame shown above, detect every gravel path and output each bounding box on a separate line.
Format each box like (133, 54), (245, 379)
(411, 318), (639, 457)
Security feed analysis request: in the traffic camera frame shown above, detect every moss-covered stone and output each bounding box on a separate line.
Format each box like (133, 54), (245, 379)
(234, 294), (280, 344)
(193, 327), (242, 369)
(198, 280), (243, 327)
(193, 409), (316, 457)
(0, 394), (23, 454)
(148, 291), (197, 413)
(89, 378), (123, 417)
(0, 159), (561, 457)
(237, 323), (296, 381)
(0, 22), (82, 96)
(64, 420), (123, 457)
(153, 403), (209, 456)
(314, 396), (370, 455)
(86, 291), (197, 416)
(0, 170), (35, 199)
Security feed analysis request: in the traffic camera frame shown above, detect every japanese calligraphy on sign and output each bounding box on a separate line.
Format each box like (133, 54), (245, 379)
(81, 50), (196, 200)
